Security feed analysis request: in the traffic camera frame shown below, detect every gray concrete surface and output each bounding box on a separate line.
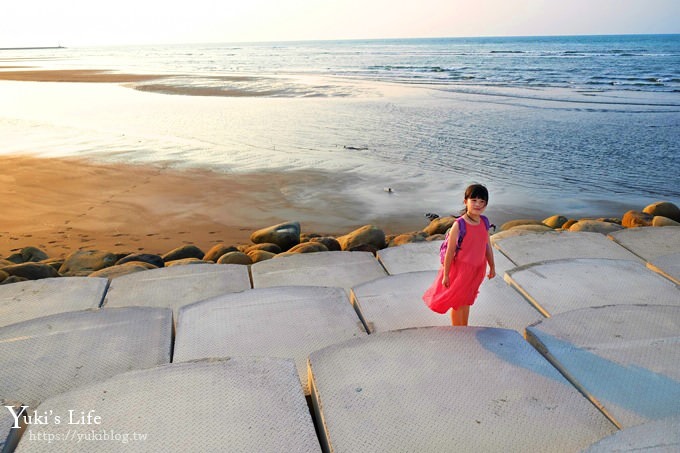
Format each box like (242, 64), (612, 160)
(251, 251), (386, 295)
(0, 307), (172, 409)
(350, 271), (449, 333)
(0, 277), (107, 328)
(1, 405), (21, 453)
(527, 305), (680, 429)
(14, 359), (320, 452)
(376, 241), (442, 274)
(103, 263), (251, 316)
(584, 415), (680, 452)
(494, 231), (640, 266)
(648, 252), (680, 285)
(308, 327), (617, 452)
(505, 258), (680, 317)
(609, 226), (680, 261)
(174, 286), (366, 394)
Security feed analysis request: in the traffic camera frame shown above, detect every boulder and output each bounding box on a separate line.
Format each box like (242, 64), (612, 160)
(281, 242), (329, 255)
(568, 220), (624, 234)
(5, 246), (49, 264)
(347, 244), (379, 255)
(337, 225), (386, 251)
(247, 250), (276, 263)
(116, 253), (165, 268)
(423, 216), (456, 236)
(643, 201), (680, 222)
(250, 221), (301, 251)
(0, 259), (15, 268)
(166, 258), (209, 267)
(162, 245), (205, 262)
(508, 224), (552, 232)
(203, 244), (238, 262)
(426, 234), (446, 241)
(388, 232), (428, 247)
(0, 269), (8, 282)
(542, 215), (568, 229)
(500, 219), (543, 231)
(622, 210), (654, 228)
(89, 262), (156, 279)
(41, 258), (65, 272)
(217, 252), (252, 265)
(59, 250), (118, 277)
(2, 263), (60, 280)
(244, 243), (282, 255)
(308, 237), (342, 252)
(561, 219), (578, 230)
(1, 276), (27, 285)
(652, 216), (680, 227)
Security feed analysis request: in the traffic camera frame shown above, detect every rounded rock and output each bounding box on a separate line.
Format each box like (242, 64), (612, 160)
(89, 262), (156, 279)
(388, 232), (428, 247)
(3, 262), (60, 280)
(308, 237), (341, 252)
(162, 245), (205, 262)
(337, 225), (386, 251)
(250, 221), (301, 251)
(245, 243), (282, 254)
(203, 244), (238, 262)
(423, 216), (456, 236)
(652, 216), (680, 227)
(542, 215), (568, 229)
(568, 220), (624, 234)
(500, 219), (544, 231)
(284, 242), (329, 254)
(622, 210), (654, 228)
(116, 253), (165, 268)
(166, 258), (210, 267)
(217, 252), (253, 265)
(247, 250), (276, 263)
(59, 250), (118, 277)
(643, 201), (680, 223)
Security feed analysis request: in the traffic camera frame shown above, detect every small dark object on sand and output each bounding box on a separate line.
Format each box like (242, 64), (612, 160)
(425, 213), (439, 220)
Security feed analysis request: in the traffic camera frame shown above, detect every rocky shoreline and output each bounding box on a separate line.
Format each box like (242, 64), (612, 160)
(1, 201), (678, 286)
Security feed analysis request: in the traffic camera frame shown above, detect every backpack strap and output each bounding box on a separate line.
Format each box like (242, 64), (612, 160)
(455, 216), (466, 253)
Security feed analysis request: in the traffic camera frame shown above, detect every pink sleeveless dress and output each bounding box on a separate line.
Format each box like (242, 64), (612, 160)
(422, 220), (489, 313)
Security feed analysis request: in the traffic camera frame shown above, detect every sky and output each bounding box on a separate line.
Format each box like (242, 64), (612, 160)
(2, 0), (679, 47)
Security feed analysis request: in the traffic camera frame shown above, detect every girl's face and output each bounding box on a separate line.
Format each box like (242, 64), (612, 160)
(465, 197), (487, 216)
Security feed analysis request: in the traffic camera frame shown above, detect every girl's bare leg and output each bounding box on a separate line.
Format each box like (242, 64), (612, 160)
(450, 305), (470, 326)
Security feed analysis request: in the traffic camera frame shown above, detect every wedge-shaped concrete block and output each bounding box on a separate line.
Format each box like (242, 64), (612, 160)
(505, 259), (680, 317)
(351, 271), (540, 334)
(14, 359), (320, 452)
(308, 327), (616, 452)
(251, 251), (386, 294)
(377, 241), (441, 274)
(494, 231), (640, 266)
(103, 263), (250, 315)
(0, 307), (172, 409)
(584, 415), (680, 452)
(610, 226), (680, 261)
(351, 271), (449, 333)
(527, 305), (680, 429)
(1, 404), (21, 453)
(492, 249), (516, 275)
(648, 252), (680, 285)
(174, 286), (366, 394)
(0, 277), (108, 328)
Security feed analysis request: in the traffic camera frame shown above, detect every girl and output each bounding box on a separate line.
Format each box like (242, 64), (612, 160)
(422, 184), (496, 326)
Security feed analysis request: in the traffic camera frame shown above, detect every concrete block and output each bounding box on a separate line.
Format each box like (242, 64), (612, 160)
(609, 226), (680, 261)
(527, 305), (680, 428)
(505, 259), (680, 317)
(377, 241), (441, 274)
(174, 286), (366, 394)
(584, 415), (680, 452)
(0, 307), (172, 409)
(14, 359), (320, 452)
(251, 251), (386, 295)
(494, 231), (640, 266)
(103, 263), (251, 316)
(0, 277), (107, 328)
(308, 327), (616, 452)
(648, 252), (680, 285)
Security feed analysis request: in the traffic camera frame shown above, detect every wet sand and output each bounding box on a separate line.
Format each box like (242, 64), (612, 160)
(0, 68), (165, 83)
(0, 155), (431, 258)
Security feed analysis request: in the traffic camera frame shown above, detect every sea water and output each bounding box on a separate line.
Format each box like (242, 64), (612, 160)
(1, 35), (679, 223)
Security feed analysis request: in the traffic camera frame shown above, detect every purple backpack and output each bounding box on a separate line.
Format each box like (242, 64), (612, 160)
(439, 215), (491, 264)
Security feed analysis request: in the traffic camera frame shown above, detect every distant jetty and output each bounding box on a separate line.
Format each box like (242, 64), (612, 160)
(0, 46), (65, 51)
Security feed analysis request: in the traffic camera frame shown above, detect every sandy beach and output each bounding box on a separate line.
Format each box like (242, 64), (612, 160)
(1, 155), (437, 258)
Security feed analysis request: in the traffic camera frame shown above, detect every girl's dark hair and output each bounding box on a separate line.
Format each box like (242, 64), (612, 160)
(464, 183), (489, 202)
(460, 184), (489, 215)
